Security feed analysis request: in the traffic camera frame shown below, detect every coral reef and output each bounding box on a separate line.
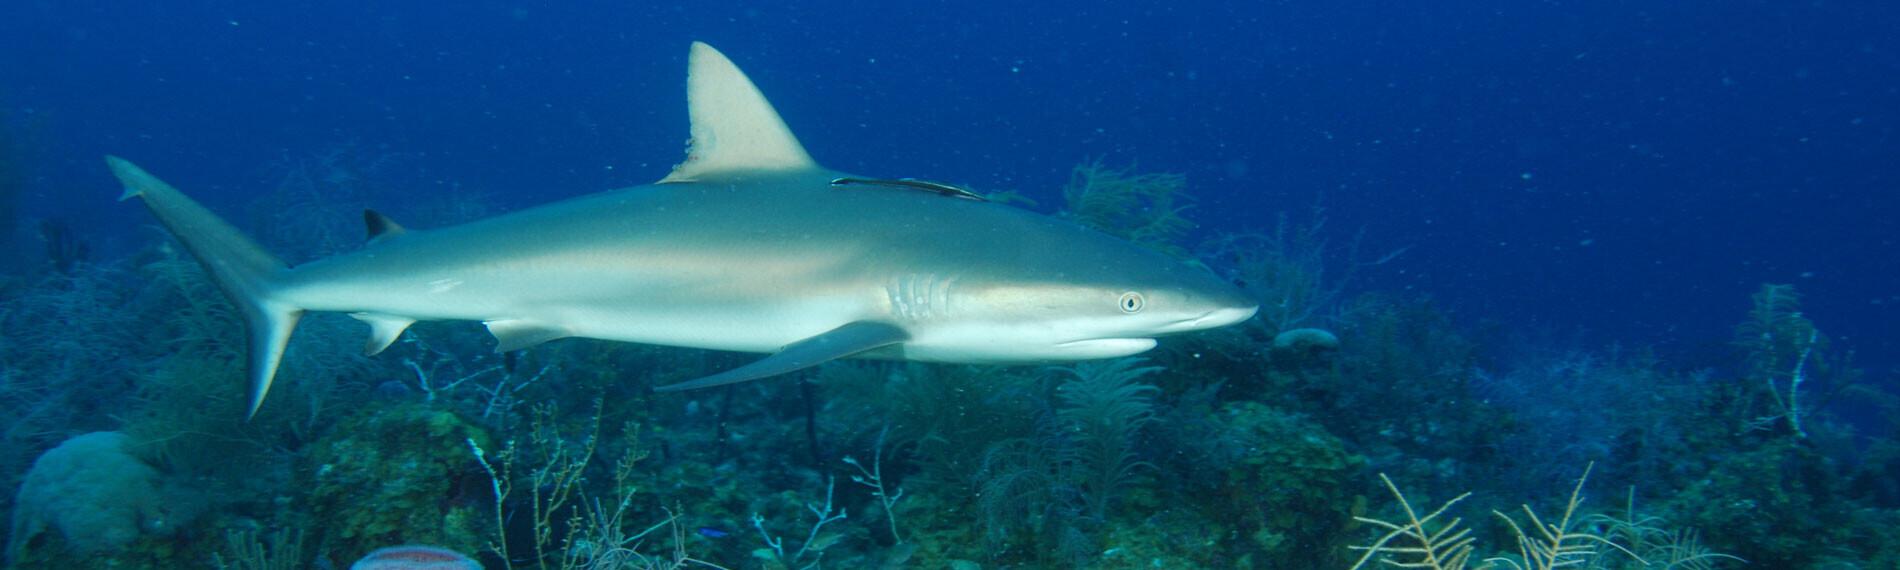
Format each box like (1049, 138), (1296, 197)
(303, 404), (492, 562)
(1213, 401), (1364, 567)
(212, 528), (304, 570)
(0, 156), (1895, 569)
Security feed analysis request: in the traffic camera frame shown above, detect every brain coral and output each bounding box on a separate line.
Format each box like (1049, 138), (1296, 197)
(6, 431), (172, 559)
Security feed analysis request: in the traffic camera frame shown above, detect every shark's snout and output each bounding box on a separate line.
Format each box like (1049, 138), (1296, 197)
(1163, 269), (1260, 334)
(1195, 304), (1259, 328)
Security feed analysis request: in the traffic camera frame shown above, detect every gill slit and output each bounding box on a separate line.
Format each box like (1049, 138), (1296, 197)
(887, 273), (959, 322)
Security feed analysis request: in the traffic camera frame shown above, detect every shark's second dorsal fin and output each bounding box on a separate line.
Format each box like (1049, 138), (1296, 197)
(660, 42), (817, 183)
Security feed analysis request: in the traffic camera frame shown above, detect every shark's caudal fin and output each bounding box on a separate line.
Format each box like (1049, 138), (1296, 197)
(107, 157), (300, 419)
(659, 42), (818, 183)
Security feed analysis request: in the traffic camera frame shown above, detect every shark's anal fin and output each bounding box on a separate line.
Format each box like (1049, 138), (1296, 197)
(659, 42), (817, 183)
(364, 210), (409, 245)
(830, 177), (989, 201)
(653, 321), (909, 392)
(485, 319), (571, 353)
(351, 313), (417, 356)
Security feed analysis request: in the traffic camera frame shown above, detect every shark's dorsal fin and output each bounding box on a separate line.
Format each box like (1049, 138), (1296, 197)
(364, 209), (408, 245)
(660, 42), (817, 183)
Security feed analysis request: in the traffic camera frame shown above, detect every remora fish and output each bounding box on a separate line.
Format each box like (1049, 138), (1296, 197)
(109, 42), (1258, 417)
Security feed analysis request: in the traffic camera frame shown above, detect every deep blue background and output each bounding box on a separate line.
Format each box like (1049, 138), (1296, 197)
(3, 1), (1895, 377)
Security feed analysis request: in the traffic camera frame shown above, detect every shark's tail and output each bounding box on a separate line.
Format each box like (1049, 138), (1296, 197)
(107, 156), (301, 419)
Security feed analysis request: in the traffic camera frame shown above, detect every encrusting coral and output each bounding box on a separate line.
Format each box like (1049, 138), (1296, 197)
(303, 404), (492, 562)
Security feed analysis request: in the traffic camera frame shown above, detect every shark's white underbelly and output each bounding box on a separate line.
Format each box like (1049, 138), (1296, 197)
(280, 266), (881, 354)
(558, 296), (873, 353)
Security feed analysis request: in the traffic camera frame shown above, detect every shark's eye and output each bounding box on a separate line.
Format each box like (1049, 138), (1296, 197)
(1119, 292), (1145, 313)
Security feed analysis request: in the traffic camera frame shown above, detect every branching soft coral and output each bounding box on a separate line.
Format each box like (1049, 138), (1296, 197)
(1348, 472), (1477, 570)
(1488, 464), (1639, 570)
(1351, 465), (1658, 570)
(1059, 158), (1194, 256)
(1734, 283), (1823, 437)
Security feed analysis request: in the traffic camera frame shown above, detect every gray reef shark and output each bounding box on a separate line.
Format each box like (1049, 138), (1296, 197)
(109, 42), (1258, 417)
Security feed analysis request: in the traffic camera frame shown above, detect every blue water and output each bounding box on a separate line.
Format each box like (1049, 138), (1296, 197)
(3, 1), (1896, 568)
(7, 1), (1894, 368)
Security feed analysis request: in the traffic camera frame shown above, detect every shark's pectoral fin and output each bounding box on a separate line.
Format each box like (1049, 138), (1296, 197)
(653, 321), (909, 392)
(485, 319), (571, 352)
(351, 313), (416, 356)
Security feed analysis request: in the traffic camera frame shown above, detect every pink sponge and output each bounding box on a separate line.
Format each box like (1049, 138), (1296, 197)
(349, 545), (482, 570)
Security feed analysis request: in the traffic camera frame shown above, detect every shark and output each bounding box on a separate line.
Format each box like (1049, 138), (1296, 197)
(109, 42), (1259, 417)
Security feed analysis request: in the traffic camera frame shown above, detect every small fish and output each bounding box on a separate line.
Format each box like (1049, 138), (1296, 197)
(696, 527), (730, 538)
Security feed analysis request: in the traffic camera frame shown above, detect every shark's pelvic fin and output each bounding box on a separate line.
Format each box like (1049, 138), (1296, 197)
(485, 319), (571, 353)
(659, 42), (816, 183)
(652, 321), (909, 392)
(351, 313), (416, 356)
(107, 156), (301, 419)
(363, 209), (409, 245)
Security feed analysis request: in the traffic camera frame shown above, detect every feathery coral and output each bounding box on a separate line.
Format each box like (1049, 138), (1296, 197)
(1347, 473), (1477, 570)
(1488, 464), (1640, 570)
(1054, 358), (1163, 519)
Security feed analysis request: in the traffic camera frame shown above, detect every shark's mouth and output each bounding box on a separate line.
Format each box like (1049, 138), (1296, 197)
(1054, 337), (1159, 358)
(1156, 305), (1260, 334)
